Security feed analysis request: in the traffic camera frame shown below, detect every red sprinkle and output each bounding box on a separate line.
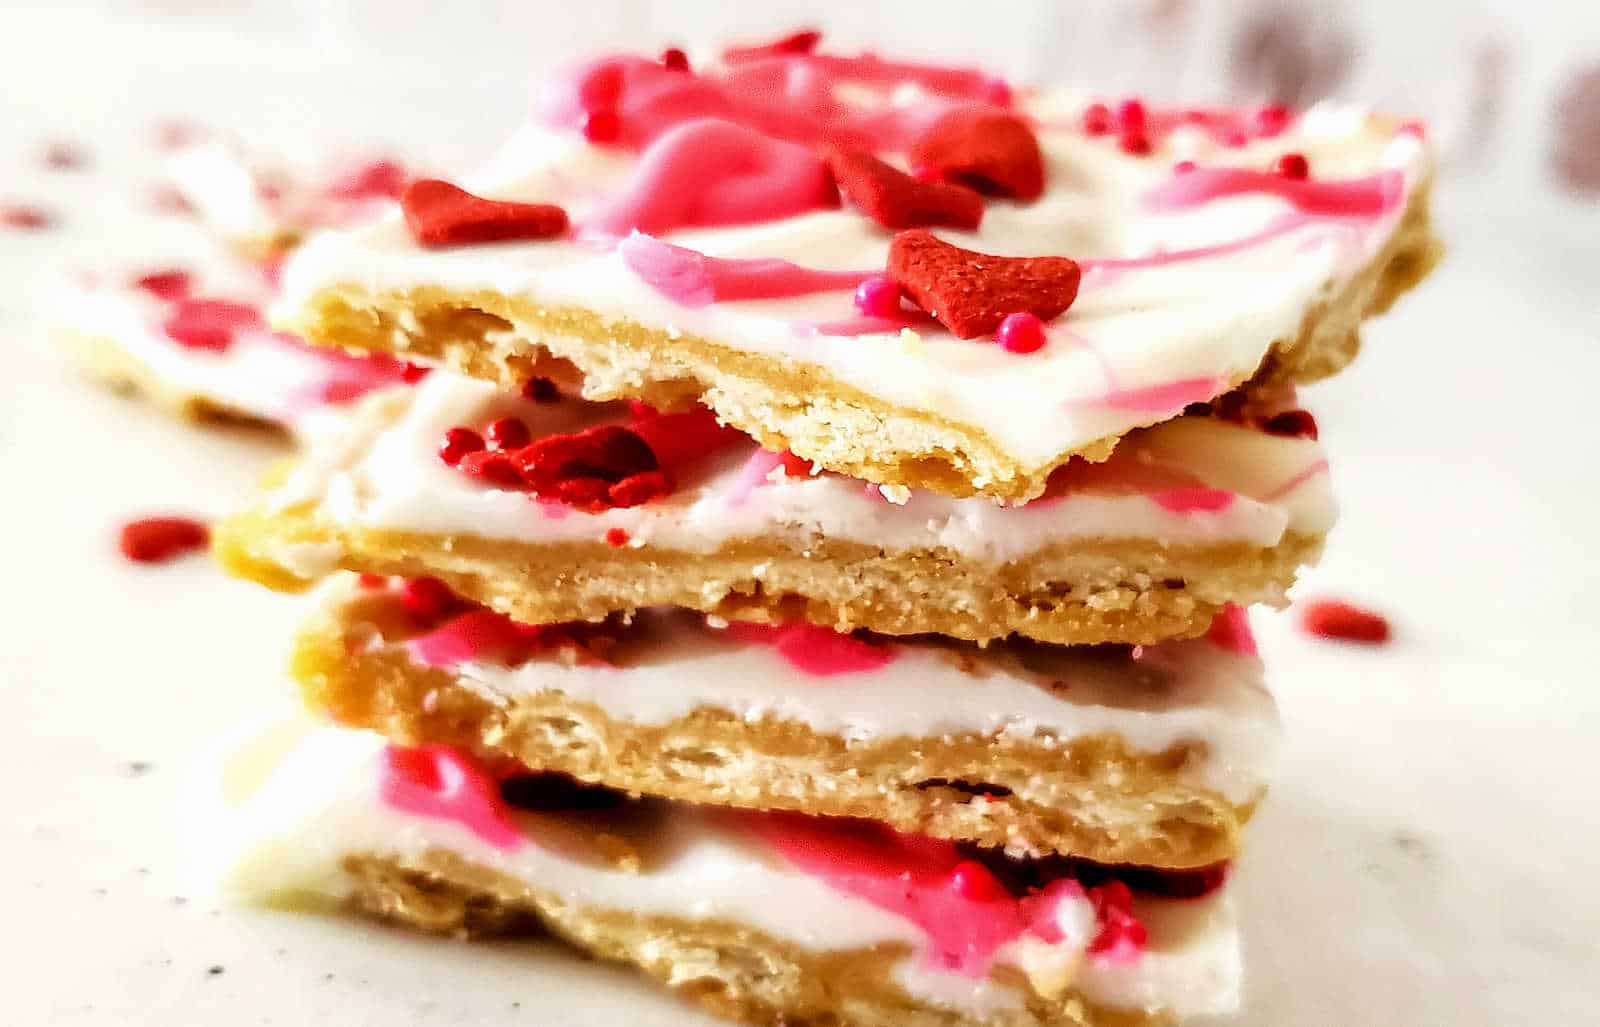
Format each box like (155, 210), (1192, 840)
(42, 141), (89, 170)
(399, 576), (455, 619)
(439, 427), (485, 466)
(660, 47), (690, 72)
(1, 204), (54, 231)
(854, 275), (904, 318)
(1082, 103), (1114, 136)
(1255, 104), (1292, 137)
(1118, 131), (1153, 156)
(603, 528), (630, 547)
(132, 269), (193, 301)
(400, 362), (431, 384)
(485, 416), (531, 451)
(1087, 880), (1149, 958)
(161, 298), (262, 351)
(1261, 408), (1319, 439)
(779, 451), (814, 477)
(1275, 152), (1310, 180)
(1174, 160), (1198, 174)
(995, 311), (1048, 354)
(119, 516), (209, 564)
(1300, 599), (1391, 644)
(401, 179), (568, 248)
(1116, 98), (1148, 133)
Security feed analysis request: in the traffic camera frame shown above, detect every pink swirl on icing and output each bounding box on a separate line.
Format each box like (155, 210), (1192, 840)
(1206, 603), (1258, 656)
(1077, 376), (1224, 414)
(746, 813), (1090, 974)
(722, 621), (896, 677)
(1260, 458), (1330, 503)
(724, 449), (784, 508)
(379, 744), (524, 851)
(405, 609), (544, 668)
(1152, 487), (1235, 514)
(725, 52), (1011, 106)
(796, 311), (938, 337)
(584, 119), (837, 239)
(1143, 167), (1405, 218)
(620, 232), (871, 307)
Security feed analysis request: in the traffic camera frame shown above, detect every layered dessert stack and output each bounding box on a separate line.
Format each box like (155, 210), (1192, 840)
(199, 33), (1437, 1026)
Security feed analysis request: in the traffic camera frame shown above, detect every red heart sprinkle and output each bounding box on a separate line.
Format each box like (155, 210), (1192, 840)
(161, 298), (262, 351)
(887, 229), (1080, 339)
(909, 110), (1045, 201)
(119, 516), (209, 563)
(1300, 599), (1391, 644)
(823, 146), (983, 231)
(401, 179), (569, 249)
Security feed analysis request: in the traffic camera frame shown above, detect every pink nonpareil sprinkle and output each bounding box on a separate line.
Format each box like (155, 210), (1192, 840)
(118, 516), (210, 564)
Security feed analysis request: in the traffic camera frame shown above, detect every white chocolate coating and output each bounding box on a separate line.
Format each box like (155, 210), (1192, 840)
(190, 717), (1242, 1019)
(276, 76), (1428, 472)
(278, 371), (1335, 565)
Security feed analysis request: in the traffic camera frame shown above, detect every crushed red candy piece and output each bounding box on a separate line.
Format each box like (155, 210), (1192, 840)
(626, 406), (744, 471)
(518, 424), (658, 483)
(1275, 152), (1310, 180)
(458, 449), (524, 488)
(724, 29), (822, 62)
(1262, 408), (1319, 439)
(119, 516), (209, 564)
(400, 362), (431, 384)
(823, 146), (983, 231)
(485, 416), (531, 451)
(660, 47), (690, 72)
(401, 179), (568, 248)
(1301, 599), (1391, 644)
(132, 269), (193, 301)
(909, 110), (1045, 201)
(439, 426), (485, 466)
(605, 470), (672, 508)
(604, 527), (630, 547)
(1119, 131), (1153, 156)
(887, 229), (1081, 339)
(161, 298), (262, 351)
(1, 204), (55, 231)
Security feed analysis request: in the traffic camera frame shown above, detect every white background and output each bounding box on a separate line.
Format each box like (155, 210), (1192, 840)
(1, 3), (1597, 1025)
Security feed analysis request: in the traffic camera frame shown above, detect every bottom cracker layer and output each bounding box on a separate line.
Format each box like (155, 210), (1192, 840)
(196, 716), (1243, 1027)
(293, 575), (1277, 866)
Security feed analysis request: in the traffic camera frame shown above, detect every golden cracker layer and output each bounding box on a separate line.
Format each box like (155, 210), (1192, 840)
(279, 182), (1439, 502)
(292, 581), (1254, 866)
(215, 446), (1322, 646)
(343, 848), (1165, 1027)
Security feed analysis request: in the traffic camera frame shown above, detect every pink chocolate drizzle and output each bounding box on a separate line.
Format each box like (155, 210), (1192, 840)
(746, 812), (1094, 974)
(379, 744), (525, 851)
(620, 232), (872, 307)
(1143, 167), (1404, 218)
(722, 621), (896, 677)
(584, 119), (837, 239)
(1151, 486), (1236, 514)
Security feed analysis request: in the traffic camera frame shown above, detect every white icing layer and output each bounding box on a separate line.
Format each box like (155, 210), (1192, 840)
(191, 717), (1242, 1018)
(280, 371), (1334, 564)
(381, 595), (1279, 805)
(275, 71), (1428, 475)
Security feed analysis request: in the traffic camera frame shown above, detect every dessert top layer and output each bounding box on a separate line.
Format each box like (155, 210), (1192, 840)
(276, 35), (1430, 495)
(194, 715), (1242, 1019)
